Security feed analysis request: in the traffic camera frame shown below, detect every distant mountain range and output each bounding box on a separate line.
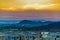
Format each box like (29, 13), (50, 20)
(18, 20), (53, 27)
(0, 20), (60, 31)
(0, 20), (53, 28)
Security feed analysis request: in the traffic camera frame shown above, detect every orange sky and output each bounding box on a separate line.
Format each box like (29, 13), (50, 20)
(0, 0), (60, 20)
(0, 0), (60, 11)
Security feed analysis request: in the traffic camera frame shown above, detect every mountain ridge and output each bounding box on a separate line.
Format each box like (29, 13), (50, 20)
(0, 20), (58, 30)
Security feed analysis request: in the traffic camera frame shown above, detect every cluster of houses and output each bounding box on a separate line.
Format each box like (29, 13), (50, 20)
(0, 30), (60, 40)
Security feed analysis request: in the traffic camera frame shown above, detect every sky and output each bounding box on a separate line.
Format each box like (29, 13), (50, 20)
(0, 10), (60, 20)
(0, 0), (60, 10)
(0, 0), (60, 20)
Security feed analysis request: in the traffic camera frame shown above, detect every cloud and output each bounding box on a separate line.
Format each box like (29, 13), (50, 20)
(0, 0), (60, 10)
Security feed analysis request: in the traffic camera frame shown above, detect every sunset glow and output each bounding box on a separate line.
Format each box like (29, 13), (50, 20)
(0, 0), (60, 11)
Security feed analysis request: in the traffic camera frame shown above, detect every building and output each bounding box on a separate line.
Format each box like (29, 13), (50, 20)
(0, 29), (60, 40)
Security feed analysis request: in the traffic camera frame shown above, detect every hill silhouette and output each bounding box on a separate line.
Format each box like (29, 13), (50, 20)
(0, 20), (58, 31)
(37, 22), (60, 31)
(19, 20), (36, 24)
(18, 20), (53, 27)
